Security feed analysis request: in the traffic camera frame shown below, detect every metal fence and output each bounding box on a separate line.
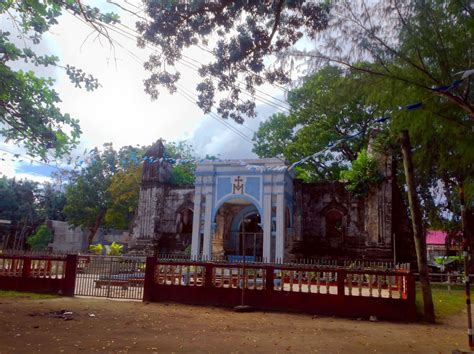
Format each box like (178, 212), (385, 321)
(154, 254), (410, 271)
(74, 256), (146, 300)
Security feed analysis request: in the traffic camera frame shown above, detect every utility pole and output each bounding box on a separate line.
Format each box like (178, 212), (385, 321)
(460, 181), (473, 349)
(399, 130), (435, 323)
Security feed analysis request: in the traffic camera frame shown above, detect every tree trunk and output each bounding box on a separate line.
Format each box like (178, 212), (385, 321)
(87, 211), (106, 246)
(399, 130), (435, 323)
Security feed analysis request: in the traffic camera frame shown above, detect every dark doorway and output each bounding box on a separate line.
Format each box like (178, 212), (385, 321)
(238, 213), (263, 258)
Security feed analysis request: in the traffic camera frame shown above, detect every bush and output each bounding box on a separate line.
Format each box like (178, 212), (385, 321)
(340, 149), (383, 198)
(26, 225), (53, 251)
(89, 243), (103, 255)
(109, 241), (123, 256)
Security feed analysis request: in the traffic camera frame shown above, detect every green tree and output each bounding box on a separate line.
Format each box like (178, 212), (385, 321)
(165, 141), (196, 186)
(274, 1), (473, 322)
(253, 66), (386, 181)
(0, 176), (39, 224)
(64, 141), (199, 244)
(0, 176), (68, 249)
(0, 1), (118, 159)
(26, 224), (52, 251)
(64, 143), (118, 245)
(37, 182), (66, 221)
(304, 1), (473, 119)
(105, 164), (141, 230)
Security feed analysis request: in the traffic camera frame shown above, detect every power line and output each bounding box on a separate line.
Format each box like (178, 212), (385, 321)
(176, 85), (255, 145)
(111, 20), (291, 113)
(176, 83), (257, 136)
(0, 148), (63, 172)
(81, 14), (288, 113)
(68, 12), (257, 146)
(108, 1), (291, 109)
(118, 0), (290, 95)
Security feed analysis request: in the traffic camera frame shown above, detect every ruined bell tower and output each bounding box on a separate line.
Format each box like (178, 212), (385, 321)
(129, 140), (172, 252)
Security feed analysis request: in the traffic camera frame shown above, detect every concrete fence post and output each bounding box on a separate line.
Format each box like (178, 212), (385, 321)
(21, 257), (31, 278)
(63, 254), (78, 296)
(265, 265), (274, 295)
(143, 256), (156, 302)
(204, 262), (213, 288)
(337, 269), (346, 297)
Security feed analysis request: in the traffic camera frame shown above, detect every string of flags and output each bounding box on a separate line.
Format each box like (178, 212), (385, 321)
(287, 70), (474, 171)
(1, 69), (472, 174)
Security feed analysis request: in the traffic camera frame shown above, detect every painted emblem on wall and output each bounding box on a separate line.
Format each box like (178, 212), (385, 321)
(232, 176), (244, 194)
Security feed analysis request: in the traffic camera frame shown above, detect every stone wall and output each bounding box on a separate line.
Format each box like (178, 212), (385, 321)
(292, 182), (364, 258)
(290, 177), (414, 262)
(129, 141), (415, 262)
(47, 220), (87, 252)
(47, 220), (129, 253)
(154, 185), (195, 253)
(130, 183), (195, 253)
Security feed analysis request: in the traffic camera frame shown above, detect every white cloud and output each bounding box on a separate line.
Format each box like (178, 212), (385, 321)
(2, 1), (289, 181)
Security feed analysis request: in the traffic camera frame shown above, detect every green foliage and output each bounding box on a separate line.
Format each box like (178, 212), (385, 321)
(0, 176), (66, 245)
(252, 113), (293, 159)
(170, 164), (195, 186)
(64, 141), (200, 243)
(0, 1), (118, 159)
(253, 66), (387, 181)
(0, 176), (39, 223)
(165, 141), (196, 186)
(89, 243), (103, 255)
(317, 1), (474, 119)
(434, 256), (463, 266)
(26, 225), (52, 251)
(109, 241), (123, 256)
(340, 149), (383, 198)
(64, 143), (124, 243)
(105, 164), (141, 230)
(37, 182), (66, 221)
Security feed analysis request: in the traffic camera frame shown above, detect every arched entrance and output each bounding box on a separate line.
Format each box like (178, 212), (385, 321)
(213, 199), (263, 260)
(191, 158), (294, 261)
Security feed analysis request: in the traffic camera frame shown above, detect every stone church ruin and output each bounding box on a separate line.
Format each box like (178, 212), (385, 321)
(130, 141), (414, 262)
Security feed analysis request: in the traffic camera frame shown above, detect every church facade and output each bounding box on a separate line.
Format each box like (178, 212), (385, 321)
(129, 141), (414, 262)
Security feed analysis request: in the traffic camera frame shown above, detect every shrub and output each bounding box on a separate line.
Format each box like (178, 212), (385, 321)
(340, 149), (383, 198)
(26, 225), (53, 251)
(109, 241), (123, 256)
(89, 243), (103, 255)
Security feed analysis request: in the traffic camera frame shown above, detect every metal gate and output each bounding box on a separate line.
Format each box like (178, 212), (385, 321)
(74, 255), (146, 300)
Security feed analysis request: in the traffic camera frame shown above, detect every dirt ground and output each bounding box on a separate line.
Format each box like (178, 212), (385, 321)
(0, 296), (469, 353)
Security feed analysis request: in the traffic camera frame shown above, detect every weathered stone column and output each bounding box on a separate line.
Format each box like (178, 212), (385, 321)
(275, 194), (285, 262)
(263, 193), (272, 262)
(191, 189), (202, 258)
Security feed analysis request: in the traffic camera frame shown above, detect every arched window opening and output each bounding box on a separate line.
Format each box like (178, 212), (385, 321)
(325, 209), (344, 239)
(177, 208), (193, 234)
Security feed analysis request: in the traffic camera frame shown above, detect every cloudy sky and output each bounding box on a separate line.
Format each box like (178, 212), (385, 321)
(1, 1), (289, 182)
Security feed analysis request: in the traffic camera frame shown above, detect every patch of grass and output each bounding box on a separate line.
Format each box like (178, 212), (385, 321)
(416, 286), (465, 320)
(0, 290), (57, 299)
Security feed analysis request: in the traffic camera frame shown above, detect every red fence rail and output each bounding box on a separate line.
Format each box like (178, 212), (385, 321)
(0, 254), (77, 296)
(143, 258), (416, 321)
